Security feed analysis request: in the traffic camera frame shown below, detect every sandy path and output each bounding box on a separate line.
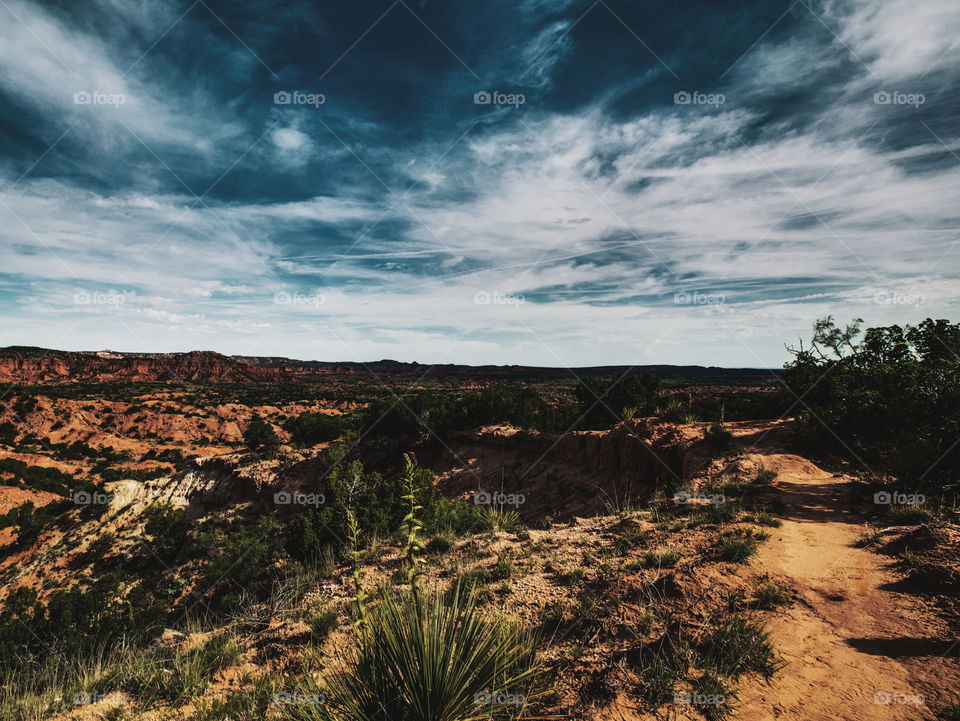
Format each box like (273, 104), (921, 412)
(730, 424), (959, 720)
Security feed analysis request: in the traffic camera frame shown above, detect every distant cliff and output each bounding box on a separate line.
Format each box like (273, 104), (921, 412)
(0, 345), (778, 385)
(0, 347), (291, 384)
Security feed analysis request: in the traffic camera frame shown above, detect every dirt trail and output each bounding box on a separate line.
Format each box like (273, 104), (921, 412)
(728, 422), (959, 720)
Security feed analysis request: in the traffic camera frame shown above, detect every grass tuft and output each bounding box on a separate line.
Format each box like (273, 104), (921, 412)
(750, 581), (791, 610)
(695, 613), (781, 679)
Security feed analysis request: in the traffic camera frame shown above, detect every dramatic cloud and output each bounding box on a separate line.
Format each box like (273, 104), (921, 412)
(1, 0), (958, 365)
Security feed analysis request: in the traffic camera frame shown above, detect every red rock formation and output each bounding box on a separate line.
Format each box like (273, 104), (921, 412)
(0, 348), (292, 384)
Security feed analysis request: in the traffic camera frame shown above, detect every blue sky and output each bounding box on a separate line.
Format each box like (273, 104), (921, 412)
(1, 0), (958, 367)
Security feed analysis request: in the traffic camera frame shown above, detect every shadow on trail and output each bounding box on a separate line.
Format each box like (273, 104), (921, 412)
(844, 636), (960, 658)
(761, 478), (864, 525)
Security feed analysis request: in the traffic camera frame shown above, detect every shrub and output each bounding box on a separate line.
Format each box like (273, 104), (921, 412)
(0, 458), (92, 496)
(690, 674), (736, 721)
(704, 423), (734, 451)
(424, 534), (453, 555)
(123, 633), (243, 703)
(311, 587), (542, 721)
(752, 468), (778, 484)
(575, 372), (662, 429)
(283, 412), (349, 447)
(633, 654), (677, 708)
(719, 537), (759, 563)
(750, 581), (791, 610)
(0, 499), (73, 545)
(479, 506), (523, 534)
(690, 502), (739, 527)
(695, 613), (780, 679)
(196, 514), (283, 613)
(142, 502), (192, 563)
(77, 532), (116, 565)
(852, 528), (883, 548)
(0, 421), (17, 445)
(193, 674), (277, 721)
(487, 554), (514, 581)
(886, 506), (932, 525)
(284, 508), (337, 567)
(897, 549), (929, 571)
(784, 317), (960, 487)
(641, 549), (680, 568)
(308, 610), (338, 641)
(932, 701), (960, 721)
(751, 512), (781, 527)
(243, 416), (281, 455)
(658, 397), (698, 424)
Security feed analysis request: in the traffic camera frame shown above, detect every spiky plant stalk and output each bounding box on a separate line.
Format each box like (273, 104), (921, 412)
(400, 453), (425, 600)
(346, 507), (367, 631)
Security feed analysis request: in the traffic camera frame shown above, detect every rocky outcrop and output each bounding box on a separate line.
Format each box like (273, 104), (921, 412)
(146, 455), (272, 509)
(428, 420), (703, 522)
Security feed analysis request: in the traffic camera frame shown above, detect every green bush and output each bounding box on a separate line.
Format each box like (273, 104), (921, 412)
(283, 412), (350, 446)
(243, 416), (281, 455)
(784, 317), (960, 487)
(704, 423), (734, 451)
(0, 458), (92, 496)
(308, 610), (338, 641)
(142, 502), (192, 563)
(308, 587), (541, 721)
(196, 514), (283, 613)
(641, 549), (680, 568)
(695, 613), (780, 679)
(633, 654), (677, 708)
(750, 581), (791, 610)
(719, 537), (759, 563)
(885, 505), (932, 525)
(0, 421), (17, 445)
(0, 500), (73, 545)
(122, 633), (242, 703)
(574, 372), (662, 429)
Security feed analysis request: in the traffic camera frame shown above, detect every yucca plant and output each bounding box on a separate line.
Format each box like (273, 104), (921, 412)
(479, 506), (522, 534)
(299, 585), (542, 721)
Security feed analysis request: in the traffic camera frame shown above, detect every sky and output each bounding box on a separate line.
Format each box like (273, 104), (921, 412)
(1, 0), (958, 367)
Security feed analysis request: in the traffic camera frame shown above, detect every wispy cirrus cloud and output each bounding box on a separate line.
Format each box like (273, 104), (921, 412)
(0, 0), (957, 365)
